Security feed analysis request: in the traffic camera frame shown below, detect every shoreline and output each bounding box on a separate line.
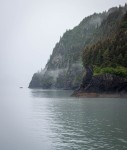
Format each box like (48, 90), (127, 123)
(72, 92), (127, 98)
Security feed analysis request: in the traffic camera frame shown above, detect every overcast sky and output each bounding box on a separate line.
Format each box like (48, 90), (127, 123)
(0, 0), (126, 87)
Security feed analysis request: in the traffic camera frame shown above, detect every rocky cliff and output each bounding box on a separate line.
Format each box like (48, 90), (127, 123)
(72, 66), (127, 97)
(29, 5), (127, 89)
(72, 9), (127, 97)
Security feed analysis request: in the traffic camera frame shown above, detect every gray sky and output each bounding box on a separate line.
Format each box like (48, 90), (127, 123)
(0, 0), (126, 87)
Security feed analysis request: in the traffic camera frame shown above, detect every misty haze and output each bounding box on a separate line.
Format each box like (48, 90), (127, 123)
(0, 0), (127, 150)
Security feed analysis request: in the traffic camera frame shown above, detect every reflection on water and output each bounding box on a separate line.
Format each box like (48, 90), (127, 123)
(31, 89), (73, 98)
(0, 88), (127, 150)
(30, 89), (127, 150)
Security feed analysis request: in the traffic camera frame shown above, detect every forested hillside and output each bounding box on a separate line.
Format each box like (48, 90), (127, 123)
(82, 12), (127, 77)
(29, 5), (127, 89)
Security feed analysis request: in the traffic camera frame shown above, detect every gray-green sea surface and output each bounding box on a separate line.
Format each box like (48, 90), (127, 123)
(0, 88), (127, 150)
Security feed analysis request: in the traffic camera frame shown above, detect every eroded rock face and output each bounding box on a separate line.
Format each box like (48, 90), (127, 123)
(81, 66), (93, 88)
(73, 66), (127, 96)
(83, 73), (127, 93)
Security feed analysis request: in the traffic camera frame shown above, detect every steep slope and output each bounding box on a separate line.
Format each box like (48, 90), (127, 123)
(82, 11), (127, 75)
(72, 11), (127, 97)
(29, 5), (127, 89)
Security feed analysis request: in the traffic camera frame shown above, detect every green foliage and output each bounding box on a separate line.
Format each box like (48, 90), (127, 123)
(94, 66), (127, 77)
(47, 6), (125, 70)
(82, 12), (127, 77)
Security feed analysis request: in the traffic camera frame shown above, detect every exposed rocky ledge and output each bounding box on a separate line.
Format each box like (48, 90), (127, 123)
(72, 66), (127, 98)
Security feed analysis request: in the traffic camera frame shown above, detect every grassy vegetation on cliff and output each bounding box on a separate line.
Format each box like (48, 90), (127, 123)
(94, 66), (127, 77)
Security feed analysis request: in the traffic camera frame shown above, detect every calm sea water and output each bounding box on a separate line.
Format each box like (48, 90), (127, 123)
(0, 87), (127, 150)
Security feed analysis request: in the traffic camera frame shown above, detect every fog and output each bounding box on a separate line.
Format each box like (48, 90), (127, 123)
(0, 0), (126, 87)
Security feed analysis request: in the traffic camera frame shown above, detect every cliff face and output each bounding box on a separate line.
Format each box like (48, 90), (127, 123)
(72, 9), (127, 97)
(29, 12), (106, 89)
(29, 5), (127, 89)
(72, 66), (127, 97)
